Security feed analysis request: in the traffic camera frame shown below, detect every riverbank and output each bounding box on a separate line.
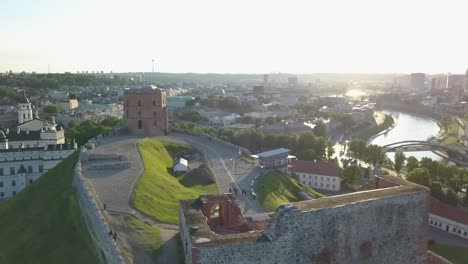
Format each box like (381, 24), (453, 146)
(352, 113), (395, 142)
(365, 113), (397, 144)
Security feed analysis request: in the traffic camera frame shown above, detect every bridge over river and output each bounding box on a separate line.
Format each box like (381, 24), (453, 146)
(383, 140), (468, 153)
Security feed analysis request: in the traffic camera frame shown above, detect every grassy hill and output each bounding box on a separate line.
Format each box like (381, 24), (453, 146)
(255, 171), (325, 212)
(0, 152), (99, 264)
(133, 140), (218, 224)
(429, 243), (468, 264)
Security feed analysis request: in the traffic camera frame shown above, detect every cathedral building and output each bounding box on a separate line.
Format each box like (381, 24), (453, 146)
(0, 93), (76, 199)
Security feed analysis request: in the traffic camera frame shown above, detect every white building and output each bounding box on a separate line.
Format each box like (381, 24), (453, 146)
(292, 160), (342, 192)
(429, 197), (468, 240)
(0, 93), (76, 199)
(173, 158), (188, 173)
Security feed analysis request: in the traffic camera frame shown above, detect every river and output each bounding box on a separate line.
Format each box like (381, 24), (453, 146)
(371, 110), (444, 162)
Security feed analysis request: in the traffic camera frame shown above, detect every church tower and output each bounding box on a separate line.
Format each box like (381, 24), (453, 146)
(18, 91), (33, 124)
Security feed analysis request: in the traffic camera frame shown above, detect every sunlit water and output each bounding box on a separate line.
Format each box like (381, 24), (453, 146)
(371, 111), (444, 162)
(345, 89), (367, 97)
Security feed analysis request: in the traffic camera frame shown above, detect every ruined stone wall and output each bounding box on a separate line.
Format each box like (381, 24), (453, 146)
(179, 207), (193, 264)
(73, 149), (124, 264)
(190, 191), (429, 264)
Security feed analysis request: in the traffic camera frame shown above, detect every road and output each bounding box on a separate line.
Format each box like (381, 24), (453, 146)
(429, 227), (468, 248)
(167, 133), (265, 216)
(82, 133), (264, 219)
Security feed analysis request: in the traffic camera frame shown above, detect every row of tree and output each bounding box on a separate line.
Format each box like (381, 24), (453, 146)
(347, 137), (386, 166)
(0, 73), (131, 90)
(400, 154), (468, 206)
(65, 117), (123, 146)
(174, 122), (335, 161)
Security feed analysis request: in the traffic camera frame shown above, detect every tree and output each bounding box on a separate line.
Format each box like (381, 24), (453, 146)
(348, 137), (366, 159)
(420, 157), (439, 181)
(444, 189), (458, 205)
(406, 156), (419, 173)
(430, 181), (445, 201)
(394, 151), (406, 175)
(326, 141), (335, 160)
(440, 116), (452, 132)
(407, 168), (431, 187)
(343, 165), (362, 185)
(313, 120), (327, 137)
(43, 104), (59, 114)
(101, 117), (123, 127)
(364, 144), (385, 166)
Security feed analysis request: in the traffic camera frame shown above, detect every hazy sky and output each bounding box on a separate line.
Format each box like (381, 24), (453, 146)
(1, 0), (467, 74)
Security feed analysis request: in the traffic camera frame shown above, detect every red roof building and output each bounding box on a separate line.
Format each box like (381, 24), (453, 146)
(292, 160), (342, 191)
(428, 197), (468, 240)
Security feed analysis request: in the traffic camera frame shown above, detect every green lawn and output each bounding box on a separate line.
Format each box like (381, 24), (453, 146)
(441, 119), (460, 145)
(429, 243), (468, 264)
(127, 217), (163, 254)
(255, 171), (325, 212)
(242, 155), (254, 164)
(0, 152), (99, 264)
(133, 139), (218, 224)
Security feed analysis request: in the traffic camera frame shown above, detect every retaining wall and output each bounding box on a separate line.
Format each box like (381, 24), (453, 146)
(73, 148), (124, 264)
(171, 128), (252, 156)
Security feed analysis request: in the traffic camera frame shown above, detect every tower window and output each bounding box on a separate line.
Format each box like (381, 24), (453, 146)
(138, 111), (141, 117)
(154, 112), (156, 117)
(23, 113), (26, 119)
(138, 100), (142, 106)
(153, 100), (156, 106)
(138, 120), (142, 129)
(154, 120), (157, 126)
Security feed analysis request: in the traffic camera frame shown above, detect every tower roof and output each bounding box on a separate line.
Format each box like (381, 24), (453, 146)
(18, 91), (30, 104)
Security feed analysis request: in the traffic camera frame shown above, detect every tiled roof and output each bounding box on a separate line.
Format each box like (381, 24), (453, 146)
(429, 196), (468, 225)
(291, 160), (342, 177)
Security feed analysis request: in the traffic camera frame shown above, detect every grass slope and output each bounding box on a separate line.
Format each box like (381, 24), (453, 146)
(133, 139), (218, 224)
(127, 217), (163, 254)
(0, 152), (99, 264)
(429, 243), (468, 264)
(255, 171), (325, 212)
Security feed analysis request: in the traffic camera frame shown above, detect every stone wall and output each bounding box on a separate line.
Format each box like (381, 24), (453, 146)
(185, 190), (429, 264)
(73, 148), (124, 264)
(171, 128), (252, 156)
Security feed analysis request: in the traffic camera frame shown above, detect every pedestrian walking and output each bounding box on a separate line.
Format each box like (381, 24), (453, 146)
(229, 188), (232, 193)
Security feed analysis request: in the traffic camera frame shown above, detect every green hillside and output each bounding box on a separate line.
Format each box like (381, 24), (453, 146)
(255, 171), (325, 212)
(0, 152), (99, 264)
(133, 139), (218, 224)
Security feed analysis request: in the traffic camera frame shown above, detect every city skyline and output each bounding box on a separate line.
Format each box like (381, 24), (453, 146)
(2, 0), (467, 74)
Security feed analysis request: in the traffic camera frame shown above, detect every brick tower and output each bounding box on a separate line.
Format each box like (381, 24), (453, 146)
(123, 85), (168, 136)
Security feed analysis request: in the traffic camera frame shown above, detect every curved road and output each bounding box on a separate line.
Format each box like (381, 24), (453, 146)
(82, 133), (264, 223)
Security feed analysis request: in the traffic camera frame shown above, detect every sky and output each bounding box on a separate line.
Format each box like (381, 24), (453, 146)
(1, 0), (467, 74)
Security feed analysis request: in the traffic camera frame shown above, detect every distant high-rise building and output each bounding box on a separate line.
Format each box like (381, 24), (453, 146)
(410, 73), (425, 92)
(465, 67), (468, 93)
(263, 74), (269, 88)
(288, 76), (298, 89)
